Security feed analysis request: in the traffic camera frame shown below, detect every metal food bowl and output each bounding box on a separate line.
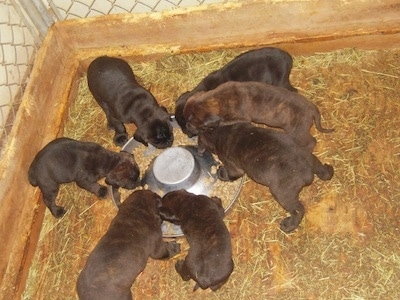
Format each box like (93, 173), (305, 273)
(111, 118), (243, 237)
(150, 146), (201, 192)
(142, 146), (218, 197)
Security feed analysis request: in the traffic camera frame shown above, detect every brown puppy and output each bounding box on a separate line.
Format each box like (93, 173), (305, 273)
(77, 190), (180, 300)
(175, 47), (297, 136)
(184, 81), (333, 151)
(87, 56), (173, 148)
(159, 190), (234, 291)
(28, 137), (140, 218)
(198, 123), (334, 232)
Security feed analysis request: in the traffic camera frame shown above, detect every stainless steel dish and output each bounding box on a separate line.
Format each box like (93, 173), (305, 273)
(142, 145), (217, 196)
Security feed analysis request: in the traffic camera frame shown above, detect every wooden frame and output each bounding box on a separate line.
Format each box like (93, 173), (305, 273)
(0, 0), (399, 298)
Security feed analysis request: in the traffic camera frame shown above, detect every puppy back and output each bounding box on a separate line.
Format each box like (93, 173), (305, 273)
(27, 138), (72, 186)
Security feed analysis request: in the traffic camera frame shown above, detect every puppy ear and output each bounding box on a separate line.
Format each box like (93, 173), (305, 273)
(210, 196), (225, 217)
(204, 115), (220, 129)
(210, 196), (222, 206)
(159, 207), (180, 224)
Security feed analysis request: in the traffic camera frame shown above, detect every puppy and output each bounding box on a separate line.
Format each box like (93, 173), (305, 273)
(77, 190), (180, 300)
(28, 137), (140, 218)
(175, 47), (297, 135)
(198, 123), (334, 233)
(159, 190), (234, 291)
(87, 56), (173, 148)
(184, 81), (334, 151)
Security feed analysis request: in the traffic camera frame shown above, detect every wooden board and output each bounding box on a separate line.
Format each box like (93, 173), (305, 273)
(0, 0), (399, 298)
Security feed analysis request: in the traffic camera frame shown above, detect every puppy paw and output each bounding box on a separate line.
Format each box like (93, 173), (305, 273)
(279, 217), (298, 233)
(175, 260), (191, 281)
(97, 186), (108, 198)
(114, 133), (128, 147)
(51, 206), (66, 218)
(167, 241), (181, 256)
(323, 164), (334, 180)
(217, 167), (230, 181)
(197, 146), (206, 156)
(217, 167), (242, 181)
(107, 122), (115, 130)
(112, 189), (122, 206)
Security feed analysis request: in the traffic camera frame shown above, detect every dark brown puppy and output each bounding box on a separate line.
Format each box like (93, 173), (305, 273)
(77, 190), (180, 300)
(87, 56), (173, 148)
(175, 47), (297, 136)
(28, 137), (140, 218)
(159, 190), (234, 291)
(184, 81), (333, 151)
(198, 123), (334, 232)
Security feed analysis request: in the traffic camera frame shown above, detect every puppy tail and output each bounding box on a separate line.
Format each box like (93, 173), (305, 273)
(312, 106), (334, 133)
(28, 161), (38, 186)
(193, 283), (200, 292)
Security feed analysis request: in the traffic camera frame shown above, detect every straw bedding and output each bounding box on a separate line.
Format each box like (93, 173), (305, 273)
(23, 47), (400, 299)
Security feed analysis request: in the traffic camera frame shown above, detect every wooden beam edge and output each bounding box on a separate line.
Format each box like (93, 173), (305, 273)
(0, 27), (80, 299)
(53, 0), (400, 57)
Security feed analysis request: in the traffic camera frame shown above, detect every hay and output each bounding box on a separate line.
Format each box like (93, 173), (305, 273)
(23, 47), (400, 299)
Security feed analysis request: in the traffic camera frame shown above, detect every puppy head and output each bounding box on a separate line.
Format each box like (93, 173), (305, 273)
(184, 96), (220, 136)
(105, 151), (140, 189)
(135, 111), (174, 149)
(136, 189), (162, 210)
(122, 190), (163, 223)
(143, 190), (163, 225)
(175, 91), (205, 138)
(149, 118), (174, 149)
(159, 190), (188, 224)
